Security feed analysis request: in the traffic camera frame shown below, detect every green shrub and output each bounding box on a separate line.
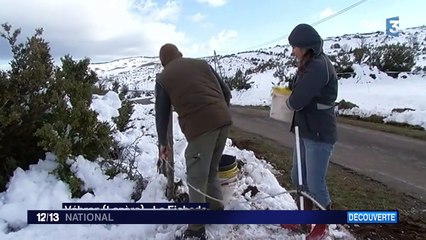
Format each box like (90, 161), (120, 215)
(0, 24), (56, 190)
(273, 65), (286, 85)
(0, 23), (113, 195)
(337, 99), (359, 110)
(224, 69), (252, 90)
(113, 100), (134, 132)
(330, 52), (354, 75)
(353, 47), (370, 64)
(253, 59), (277, 73)
(119, 85), (129, 100)
(100, 140), (147, 200)
(368, 43), (415, 72)
(112, 81), (120, 93)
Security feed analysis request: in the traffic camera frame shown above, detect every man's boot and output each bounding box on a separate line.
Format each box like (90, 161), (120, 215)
(176, 227), (206, 240)
(300, 198), (313, 233)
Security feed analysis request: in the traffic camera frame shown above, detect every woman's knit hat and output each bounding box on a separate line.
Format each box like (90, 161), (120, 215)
(288, 24), (323, 56)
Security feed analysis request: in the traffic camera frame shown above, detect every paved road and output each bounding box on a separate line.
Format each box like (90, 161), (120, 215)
(230, 106), (426, 201)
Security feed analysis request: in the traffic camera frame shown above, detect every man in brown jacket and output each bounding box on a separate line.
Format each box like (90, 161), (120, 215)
(155, 43), (232, 240)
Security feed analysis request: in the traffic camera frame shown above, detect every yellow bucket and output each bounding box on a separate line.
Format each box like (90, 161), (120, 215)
(271, 86), (291, 95)
(270, 86), (293, 123)
(218, 164), (238, 179)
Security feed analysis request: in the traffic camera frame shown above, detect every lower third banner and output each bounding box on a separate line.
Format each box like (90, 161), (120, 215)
(27, 210), (398, 224)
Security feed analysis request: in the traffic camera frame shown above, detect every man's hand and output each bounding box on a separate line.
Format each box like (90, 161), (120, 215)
(159, 145), (170, 161)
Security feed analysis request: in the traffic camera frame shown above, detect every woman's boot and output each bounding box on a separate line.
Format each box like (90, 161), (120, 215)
(306, 203), (331, 240)
(280, 197), (314, 232)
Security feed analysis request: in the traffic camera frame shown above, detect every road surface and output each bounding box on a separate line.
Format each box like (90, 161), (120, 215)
(230, 106), (426, 201)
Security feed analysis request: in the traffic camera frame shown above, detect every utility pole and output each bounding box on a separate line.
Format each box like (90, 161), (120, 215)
(213, 50), (224, 79)
(213, 50), (218, 72)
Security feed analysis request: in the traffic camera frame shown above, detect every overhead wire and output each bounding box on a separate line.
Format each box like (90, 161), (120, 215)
(216, 0), (370, 56)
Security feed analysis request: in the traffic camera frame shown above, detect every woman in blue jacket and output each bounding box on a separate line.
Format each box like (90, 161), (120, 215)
(286, 23), (338, 211)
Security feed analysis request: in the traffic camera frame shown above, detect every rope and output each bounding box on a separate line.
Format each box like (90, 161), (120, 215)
(161, 159), (324, 209)
(161, 159), (351, 238)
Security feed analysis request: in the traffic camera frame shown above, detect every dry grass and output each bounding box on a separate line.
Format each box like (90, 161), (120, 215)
(229, 126), (426, 240)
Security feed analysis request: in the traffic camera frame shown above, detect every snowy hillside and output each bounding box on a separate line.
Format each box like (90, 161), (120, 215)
(90, 26), (426, 130)
(91, 56), (160, 92)
(90, 26), (426, 83)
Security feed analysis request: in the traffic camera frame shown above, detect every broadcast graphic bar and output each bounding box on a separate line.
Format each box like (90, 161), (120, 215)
(28, 210), (398, 224)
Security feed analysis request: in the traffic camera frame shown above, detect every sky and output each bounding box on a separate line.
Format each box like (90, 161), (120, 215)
(1, 0), (426, 65)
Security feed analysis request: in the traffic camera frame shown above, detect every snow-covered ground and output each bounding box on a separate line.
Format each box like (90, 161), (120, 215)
(230, 64), (426, 130)
(0, 91), (352, 239)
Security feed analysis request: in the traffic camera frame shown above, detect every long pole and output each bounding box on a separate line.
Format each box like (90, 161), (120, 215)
(213, 50), (218, 71)
(165, 109), (175, 200)
(295, 126), (307, 240)
(295, 126), (304, 211)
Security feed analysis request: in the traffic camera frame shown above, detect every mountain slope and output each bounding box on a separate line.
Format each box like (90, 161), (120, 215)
(90, 25), (426, 90)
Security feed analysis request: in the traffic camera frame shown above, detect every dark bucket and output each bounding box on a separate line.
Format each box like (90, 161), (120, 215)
(219, 154), (237, 172)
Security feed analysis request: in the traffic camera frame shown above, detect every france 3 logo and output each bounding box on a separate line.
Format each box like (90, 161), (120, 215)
(386, 16), (400, 37)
